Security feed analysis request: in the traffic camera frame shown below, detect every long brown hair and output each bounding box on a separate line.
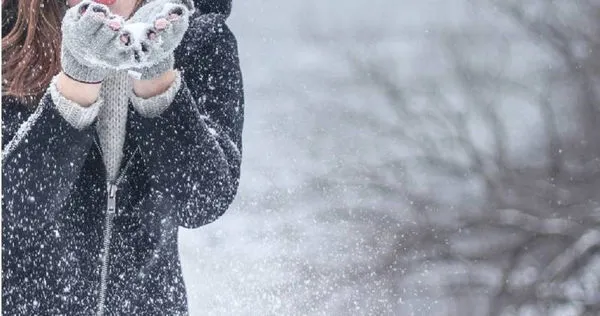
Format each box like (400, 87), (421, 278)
(1, 0), (145, 107)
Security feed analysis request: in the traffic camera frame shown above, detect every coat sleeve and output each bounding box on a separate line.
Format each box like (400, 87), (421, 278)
(129, 18), (244, 229)
(1, 91), (97, 220)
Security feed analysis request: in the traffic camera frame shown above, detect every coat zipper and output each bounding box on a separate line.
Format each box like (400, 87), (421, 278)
(97, 181), (117, 316)
(93, 136), (139, 316)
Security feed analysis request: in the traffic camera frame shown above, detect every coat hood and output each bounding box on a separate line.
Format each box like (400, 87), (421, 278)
(194, 0), (231, 17)
(142, 0), (231, 17)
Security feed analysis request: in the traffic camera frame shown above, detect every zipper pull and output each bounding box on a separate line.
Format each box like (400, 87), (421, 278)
(107, 182), (118, 216)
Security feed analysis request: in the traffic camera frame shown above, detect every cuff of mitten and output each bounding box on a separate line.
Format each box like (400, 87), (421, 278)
(130, 70), (183, 118)
(61, 48), (106, 84)
(140, 56), (175, 81)
(49, 75), (103, 130)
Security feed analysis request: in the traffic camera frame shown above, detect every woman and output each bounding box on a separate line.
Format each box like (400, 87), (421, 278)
(1, 0), (243, 314)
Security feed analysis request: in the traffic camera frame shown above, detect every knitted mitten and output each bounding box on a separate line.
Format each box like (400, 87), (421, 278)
(61, 0), (130, 83)
(126, 0), (195, 80)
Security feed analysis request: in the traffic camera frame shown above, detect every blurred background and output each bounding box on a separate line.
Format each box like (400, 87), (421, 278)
(179, 0), (600, 315)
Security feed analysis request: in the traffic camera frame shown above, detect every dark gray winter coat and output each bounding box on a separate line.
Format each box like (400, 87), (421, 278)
(1, 0), (243, 314)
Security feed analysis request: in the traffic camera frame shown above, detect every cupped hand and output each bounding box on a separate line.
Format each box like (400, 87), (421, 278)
(123, 0), (195, 79)
(61, 0), (139, 82)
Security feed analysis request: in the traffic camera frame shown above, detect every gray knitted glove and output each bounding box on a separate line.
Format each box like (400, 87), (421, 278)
(125, 0), (195, 80)
(61, 0), (130, 83)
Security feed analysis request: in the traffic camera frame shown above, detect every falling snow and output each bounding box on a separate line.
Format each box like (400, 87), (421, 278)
(3, 0), (600, 315)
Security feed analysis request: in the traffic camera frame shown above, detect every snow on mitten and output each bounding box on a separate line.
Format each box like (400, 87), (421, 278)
(125, 0), (195, 80)
(61, 0), (131, 83)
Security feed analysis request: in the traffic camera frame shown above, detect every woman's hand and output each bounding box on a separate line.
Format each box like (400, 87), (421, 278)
(125, 0), (195, 80)
(60, 0), (131, 83)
